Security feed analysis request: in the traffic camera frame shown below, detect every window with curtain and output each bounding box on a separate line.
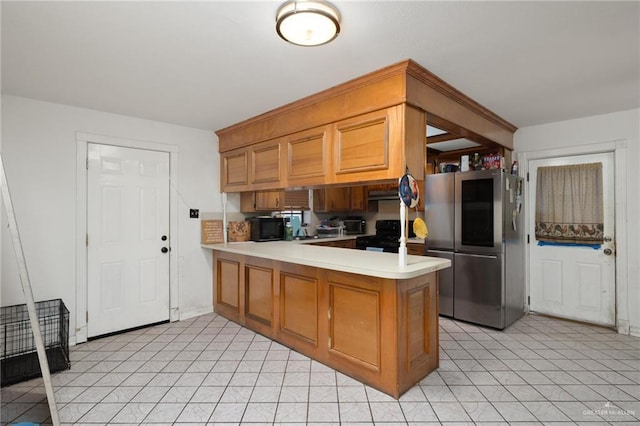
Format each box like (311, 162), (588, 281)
(535, 162), (604, 244)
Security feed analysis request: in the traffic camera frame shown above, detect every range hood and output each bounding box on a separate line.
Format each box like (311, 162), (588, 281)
(367, 188), (398, 201)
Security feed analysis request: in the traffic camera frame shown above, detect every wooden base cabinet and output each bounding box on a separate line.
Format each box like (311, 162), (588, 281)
(213, 251), (439, 398)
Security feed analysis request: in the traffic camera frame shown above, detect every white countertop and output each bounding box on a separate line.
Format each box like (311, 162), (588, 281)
(202, 240), (450, 280)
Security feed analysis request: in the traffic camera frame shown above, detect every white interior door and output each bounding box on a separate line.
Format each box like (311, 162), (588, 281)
(528, 152), (615, 326)
(87, 143), (170, 337)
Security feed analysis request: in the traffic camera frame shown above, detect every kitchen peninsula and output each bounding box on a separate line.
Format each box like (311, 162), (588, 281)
(203, 240), (450, 398)
(208, 58), (516, 397)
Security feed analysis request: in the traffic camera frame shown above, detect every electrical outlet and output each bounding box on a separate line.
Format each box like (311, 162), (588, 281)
(189, 209), (199, 219)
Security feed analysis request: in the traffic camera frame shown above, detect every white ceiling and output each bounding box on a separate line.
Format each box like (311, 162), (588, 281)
(2, 1), (639, 133)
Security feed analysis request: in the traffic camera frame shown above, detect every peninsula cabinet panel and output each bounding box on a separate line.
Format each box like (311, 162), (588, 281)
(210, 250), (440, 399)
(329, 284), (380, 369)
(244, 264), (274, 330)
(286, 126), (330, 187)
(279, 270), (319, 347)
(221, 150), (249, 192)
(215, 257), (242, 322)
(396, 272), (439, 393)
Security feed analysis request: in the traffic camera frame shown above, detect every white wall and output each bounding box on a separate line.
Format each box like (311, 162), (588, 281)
(1, 95), (230, 342)
(514, 108), (640, 335)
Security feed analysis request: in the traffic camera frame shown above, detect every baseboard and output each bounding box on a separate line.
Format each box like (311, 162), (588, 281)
(179, 306), (214, 321)
(629, 325), (640, 338)
(617, 319), (630, 335)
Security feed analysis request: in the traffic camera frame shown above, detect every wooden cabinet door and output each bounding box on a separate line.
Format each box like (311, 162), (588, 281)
(286, 126), (330, 187)
(334, 109), (389, 174)
(240, 192), (257, 212)
(349, 186), (367, 212)
(242, 190), (308, 212)
(255, 190), (284, 210)
(314, 188), (350, 212)
(333, 105), (425, 185)
(251, 139), (282, 187)
(215, 256), (241, 322)
(312, 188), (326, 212)
(221, 149), (249, 191)
(327, 187), (350, 211)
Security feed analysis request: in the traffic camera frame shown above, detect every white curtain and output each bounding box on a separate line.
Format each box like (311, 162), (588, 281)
(535, 163), (604, 244)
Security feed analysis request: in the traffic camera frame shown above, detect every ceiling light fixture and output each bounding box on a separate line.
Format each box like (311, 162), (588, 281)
(276, 0), (341, 47)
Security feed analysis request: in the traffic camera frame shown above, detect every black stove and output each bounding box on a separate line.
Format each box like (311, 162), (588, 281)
(355, 220), (415, 253)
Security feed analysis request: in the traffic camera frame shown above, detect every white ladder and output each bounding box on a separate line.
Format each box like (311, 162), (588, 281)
(1, 155), (60, 425)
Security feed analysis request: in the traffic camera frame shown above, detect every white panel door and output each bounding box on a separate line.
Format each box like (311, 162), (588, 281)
(529, 153), (615, 326)
(87, 143), (170, 337)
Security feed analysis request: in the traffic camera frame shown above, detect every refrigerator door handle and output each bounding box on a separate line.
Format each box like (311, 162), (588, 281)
(427, 249), (453, 254)
(456, 253), (498, 259)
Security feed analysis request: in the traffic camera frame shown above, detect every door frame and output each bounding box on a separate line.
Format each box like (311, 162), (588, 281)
(75, 132), (180, 344)
(520, 139), (629, 334)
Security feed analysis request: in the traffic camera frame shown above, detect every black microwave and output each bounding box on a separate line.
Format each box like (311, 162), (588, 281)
(247, 217), (285, 242)
(343, 219), (367, 235)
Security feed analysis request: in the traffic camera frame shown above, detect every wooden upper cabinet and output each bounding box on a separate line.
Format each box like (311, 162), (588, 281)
(350, 186), (367, 212)
(313, 187), (350, 212)
(332, 105), (425, 185)
(241, 190), (284, 212)
(334, 109), (390, 176)
(221, 149), (249, 191)
(216, 59), (516, 192)
(250, 139), (283, 189)
(313, 186), (366, 213)
(254, 190), (283, 210)
(286, 126), (330, 187)
(241, 189), (310, 212)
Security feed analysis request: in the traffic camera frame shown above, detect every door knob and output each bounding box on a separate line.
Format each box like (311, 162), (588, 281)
(161, 247), (169, 253)
(604, 248), (612, 256)
(161, 235), (167, 241)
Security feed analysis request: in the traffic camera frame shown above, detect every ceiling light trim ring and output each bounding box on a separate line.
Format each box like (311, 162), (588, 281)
(276, 0), (341, 47)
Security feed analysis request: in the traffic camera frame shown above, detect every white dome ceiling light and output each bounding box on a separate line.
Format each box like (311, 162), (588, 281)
(276, 0), (341, 47)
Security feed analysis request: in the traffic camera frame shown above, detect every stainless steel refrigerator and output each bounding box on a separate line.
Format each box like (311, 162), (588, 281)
(425, 169), (525, 329)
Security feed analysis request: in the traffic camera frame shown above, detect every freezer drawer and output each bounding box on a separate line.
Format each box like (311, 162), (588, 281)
(454, 252), (504, 329)
(426, 249), (454, 317)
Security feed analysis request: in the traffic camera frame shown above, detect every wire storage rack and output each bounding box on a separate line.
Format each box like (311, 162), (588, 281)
(1, 298), (70, 386)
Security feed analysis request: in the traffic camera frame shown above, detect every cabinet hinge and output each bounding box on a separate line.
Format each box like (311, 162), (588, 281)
(527, 296), (530, 305)
(328, 308), (331, 320)
(86, 158), (89, 170)
(526, 172), (530, 182)
(328, 337), (332, 348)
(86, 234), (89, 246)
(86, 311), (89, 322)
(527, 234), (530, 244)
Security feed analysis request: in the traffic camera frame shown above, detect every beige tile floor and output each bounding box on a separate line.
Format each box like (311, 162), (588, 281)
(1, 312), (639, 425)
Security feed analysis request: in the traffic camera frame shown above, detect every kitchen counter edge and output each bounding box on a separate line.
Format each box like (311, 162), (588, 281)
(201, 240), (450, 280)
